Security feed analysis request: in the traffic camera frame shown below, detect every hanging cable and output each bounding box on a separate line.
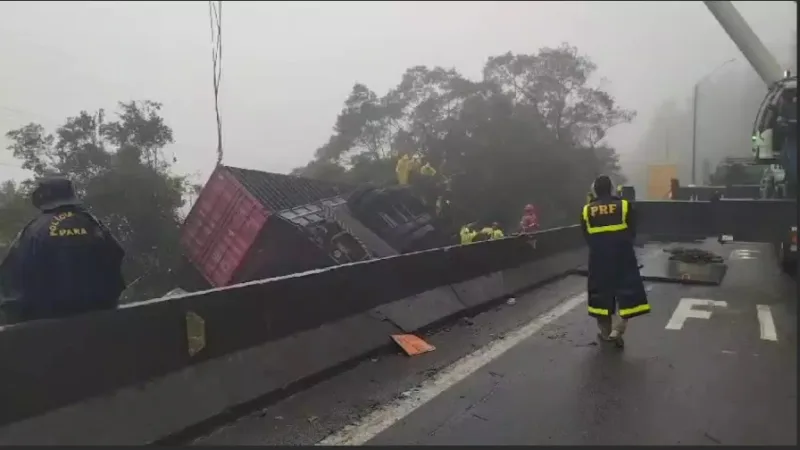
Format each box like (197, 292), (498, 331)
(208, 1), (224, 166)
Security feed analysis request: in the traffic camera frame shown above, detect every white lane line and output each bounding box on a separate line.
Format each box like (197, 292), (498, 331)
(316, 292), (587, 446)
(756, 304), (778, 342)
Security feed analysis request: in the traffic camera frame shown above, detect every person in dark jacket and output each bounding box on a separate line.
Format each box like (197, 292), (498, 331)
(580, 175), (649, 348)
(0, 176), (125, 323)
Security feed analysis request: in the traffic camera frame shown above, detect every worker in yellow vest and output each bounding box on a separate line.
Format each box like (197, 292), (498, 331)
(459, 223), (478, 244)
(395, 154), (411, 185)
(490, 222), (505, 240)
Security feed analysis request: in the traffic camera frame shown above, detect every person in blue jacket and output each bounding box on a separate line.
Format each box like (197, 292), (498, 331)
(0, 176), (125, 323)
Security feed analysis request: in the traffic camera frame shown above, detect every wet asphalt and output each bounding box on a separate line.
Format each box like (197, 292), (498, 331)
(368, 241), (797, 446)
(195, 241), (797, 446)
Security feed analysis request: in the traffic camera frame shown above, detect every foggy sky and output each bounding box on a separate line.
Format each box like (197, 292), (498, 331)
(0, 1), (796, 187)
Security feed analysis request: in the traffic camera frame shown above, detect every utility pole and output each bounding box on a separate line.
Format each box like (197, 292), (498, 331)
(691, 83), (699, 184)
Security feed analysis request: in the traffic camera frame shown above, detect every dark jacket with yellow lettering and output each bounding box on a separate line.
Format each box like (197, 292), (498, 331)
(3, 205), (125, 322)
(580, 195), (649, 319)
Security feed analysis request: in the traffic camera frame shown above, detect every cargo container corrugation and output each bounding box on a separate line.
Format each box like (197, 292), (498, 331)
(180, 165), (357, 288)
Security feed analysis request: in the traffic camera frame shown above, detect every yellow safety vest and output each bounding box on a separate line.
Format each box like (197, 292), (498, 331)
(582, 199), (629, 234)
(420, 163), (437, 177)
(460, 227), (476, 244)
(396, 157), (411, 185)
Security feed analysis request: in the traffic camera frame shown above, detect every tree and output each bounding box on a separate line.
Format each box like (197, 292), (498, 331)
(3, 100), (191, 301)
(483, 44), (636, 147)
(295, 43), (634, 230)
(0, 181), (37, 259)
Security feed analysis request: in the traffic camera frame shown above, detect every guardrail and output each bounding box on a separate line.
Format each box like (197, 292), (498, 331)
(0, 226), (587, 445)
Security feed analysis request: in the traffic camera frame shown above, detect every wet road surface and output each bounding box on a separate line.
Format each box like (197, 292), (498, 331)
(196, 241), (797, 446)
(362, 242), (797, 446)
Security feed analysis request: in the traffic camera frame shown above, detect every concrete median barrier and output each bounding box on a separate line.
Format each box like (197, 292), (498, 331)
(636, 201), (714, 240)
(371, 286), (465, 333)
(0, 225), (587, 444)
(450, 272), (506, 308)
(0, 298), (188, 430)
(0, 311), (399, 445)
(501, 248), (588, 294)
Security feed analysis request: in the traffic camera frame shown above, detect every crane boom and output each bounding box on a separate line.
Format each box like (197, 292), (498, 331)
(703, 1), (785, 86)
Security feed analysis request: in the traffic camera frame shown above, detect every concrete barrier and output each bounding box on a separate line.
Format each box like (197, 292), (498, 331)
(501, 248), (588, 294)
(0, 311), (399, 445)
(636, 201), (714, 239)
(450, 273), (505, 308)
(0, 225), (587, 444)
(371, 286), (465, 333)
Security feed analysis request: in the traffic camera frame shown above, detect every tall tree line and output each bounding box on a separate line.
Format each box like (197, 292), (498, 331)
(0, 101), (196, 301)
(293, 43), (635, 228)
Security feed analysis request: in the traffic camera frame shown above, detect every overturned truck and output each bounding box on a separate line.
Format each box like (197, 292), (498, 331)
(178, 166), (451, 290)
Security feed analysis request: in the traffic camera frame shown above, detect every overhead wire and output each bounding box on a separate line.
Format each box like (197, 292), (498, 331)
(208, 1), (224, 166)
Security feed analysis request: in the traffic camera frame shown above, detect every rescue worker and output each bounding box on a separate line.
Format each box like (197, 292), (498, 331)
(474, 222), (503, 241)
(472, 223), (492, 242)
(436, 195), (452, 218)
(407, 153), (422, 185)
(520, 204), (539, 233)
(490, 222), (504, 240)
(459, 223), (478, 245)
(417, 159), (438, 206)
(395, 153), (411, 185)
(580, 175), (650, 348)
(0, 176), (125, 323)
(419, 160), (437, 178)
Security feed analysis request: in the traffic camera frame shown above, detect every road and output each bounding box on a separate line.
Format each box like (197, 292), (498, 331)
(194, 241), (797, 446)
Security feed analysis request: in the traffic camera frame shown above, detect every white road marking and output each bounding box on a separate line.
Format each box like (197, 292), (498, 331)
(665, 298), (728, 331)
(756, 304), (778, 342)
(316, 292), (587, 446)
(730, 249), (759, 260)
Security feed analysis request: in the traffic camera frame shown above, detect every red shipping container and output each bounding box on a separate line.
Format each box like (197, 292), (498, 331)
(181, 166), (353, 288)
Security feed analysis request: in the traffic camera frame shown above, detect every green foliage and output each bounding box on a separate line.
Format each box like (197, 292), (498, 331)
(2, 101), (191, 301)
(295, 43), (634, 229)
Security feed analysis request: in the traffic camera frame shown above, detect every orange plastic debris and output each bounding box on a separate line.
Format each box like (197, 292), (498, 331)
(391, 334), (436, 356)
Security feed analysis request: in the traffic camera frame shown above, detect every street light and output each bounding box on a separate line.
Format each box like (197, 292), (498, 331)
(691, 58), (737, 185)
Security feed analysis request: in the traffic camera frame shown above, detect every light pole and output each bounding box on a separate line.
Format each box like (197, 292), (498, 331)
(691, 58), (736, 185)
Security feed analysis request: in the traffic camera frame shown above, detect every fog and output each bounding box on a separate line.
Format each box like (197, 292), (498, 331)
(0, 1), (796, 188)
(623, 21), (797, 194)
